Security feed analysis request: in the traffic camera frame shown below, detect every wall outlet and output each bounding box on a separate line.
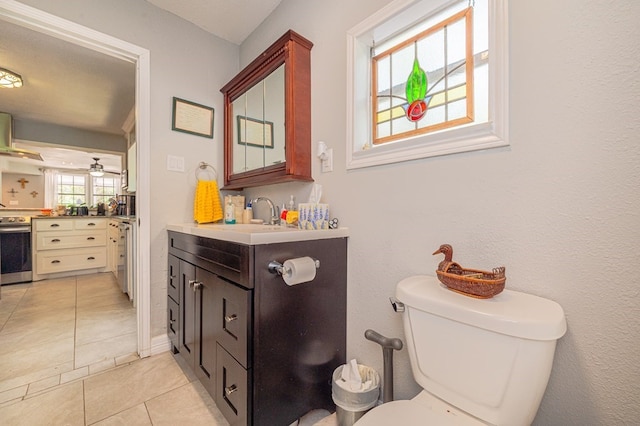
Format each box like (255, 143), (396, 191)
(321, 148), (333, 173)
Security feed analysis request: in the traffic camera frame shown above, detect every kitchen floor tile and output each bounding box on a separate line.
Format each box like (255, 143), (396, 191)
(0, 361), (74, 394)
(0, 336), (74, 383)
(75, 304), (136, 346)
(0, 381), (84, 426)
(75, 331), (137, 368)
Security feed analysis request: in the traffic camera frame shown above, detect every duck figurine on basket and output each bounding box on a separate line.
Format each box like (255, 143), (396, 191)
(432, 244), (506, 299)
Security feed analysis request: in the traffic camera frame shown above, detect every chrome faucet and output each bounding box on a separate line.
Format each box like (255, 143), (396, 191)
(251, 197), (280, 225)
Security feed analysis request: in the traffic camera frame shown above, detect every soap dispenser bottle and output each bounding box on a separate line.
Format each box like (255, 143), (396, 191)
(224, 199), (236, 224)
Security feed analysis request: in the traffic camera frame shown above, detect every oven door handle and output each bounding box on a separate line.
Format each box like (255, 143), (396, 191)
(0, 227), (31, 233)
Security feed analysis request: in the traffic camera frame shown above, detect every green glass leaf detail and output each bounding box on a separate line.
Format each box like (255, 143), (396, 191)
(406, 58), (427, 104)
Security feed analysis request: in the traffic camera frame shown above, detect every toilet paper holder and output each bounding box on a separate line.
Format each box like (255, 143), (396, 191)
(268, 258), (320, 276)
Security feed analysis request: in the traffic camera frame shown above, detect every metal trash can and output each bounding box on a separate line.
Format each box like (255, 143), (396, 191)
(331, 364), (380, 426)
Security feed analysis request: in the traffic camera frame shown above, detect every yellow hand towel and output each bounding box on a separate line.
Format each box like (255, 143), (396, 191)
(194, 180), (223, 224)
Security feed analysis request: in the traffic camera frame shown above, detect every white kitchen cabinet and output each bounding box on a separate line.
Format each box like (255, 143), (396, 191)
(32, 217), (108, 280)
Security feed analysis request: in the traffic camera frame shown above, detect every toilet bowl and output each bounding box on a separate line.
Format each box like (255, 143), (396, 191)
(355, 275), (566, 426)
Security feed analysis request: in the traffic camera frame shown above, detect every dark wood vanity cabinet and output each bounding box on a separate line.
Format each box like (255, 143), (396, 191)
(167, 231), (347, 426)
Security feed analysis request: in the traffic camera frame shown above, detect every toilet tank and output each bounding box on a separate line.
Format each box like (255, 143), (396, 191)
(397, 276), (566, 426)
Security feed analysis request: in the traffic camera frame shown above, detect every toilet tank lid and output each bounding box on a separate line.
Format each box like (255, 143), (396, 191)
(396, 275), (567, 340)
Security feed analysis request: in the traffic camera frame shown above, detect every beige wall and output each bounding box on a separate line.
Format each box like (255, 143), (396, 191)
(241, 0), (640, 424)
(1, 172), (44, 208)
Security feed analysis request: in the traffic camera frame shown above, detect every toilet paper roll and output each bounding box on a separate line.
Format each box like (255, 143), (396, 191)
(282, 257), (317, 286)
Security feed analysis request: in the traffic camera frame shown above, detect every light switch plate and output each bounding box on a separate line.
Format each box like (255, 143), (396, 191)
(167, 155), (185, 172)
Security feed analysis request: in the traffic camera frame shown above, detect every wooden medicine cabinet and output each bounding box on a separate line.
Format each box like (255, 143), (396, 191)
(221, 30), (313, 190)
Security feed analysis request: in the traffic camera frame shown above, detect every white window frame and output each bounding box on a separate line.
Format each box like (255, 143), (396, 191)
(56, 172), (120, 207)
(346, 0), (509, 169)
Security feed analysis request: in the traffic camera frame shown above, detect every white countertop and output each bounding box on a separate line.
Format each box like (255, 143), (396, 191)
(167, 223), (349, 245)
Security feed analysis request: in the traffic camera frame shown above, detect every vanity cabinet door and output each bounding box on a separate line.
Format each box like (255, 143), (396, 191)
(215, 278), (251, 368)
(179, 260), (196, 370)
(194, 267), (219, 397)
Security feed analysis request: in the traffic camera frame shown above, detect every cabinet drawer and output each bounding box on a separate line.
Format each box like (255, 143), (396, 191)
(37, 247), (107, 274)
(34, 220), (74, 231)
(215, 279), (251, 368)
(167, 296), (179, 351)
(36, 232), (107, 250)
(215, 344), (248, 426)
(74, 218), (106, 230)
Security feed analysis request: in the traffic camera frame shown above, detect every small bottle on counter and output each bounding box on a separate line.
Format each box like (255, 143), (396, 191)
(242, 202), (253, 224)
(224, 199), (236, 224)
(287, 195), (296, 211)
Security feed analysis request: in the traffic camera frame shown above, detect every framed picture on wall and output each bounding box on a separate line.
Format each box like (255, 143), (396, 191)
(172, 97), (214, 138)
(236, 116), (274, 148)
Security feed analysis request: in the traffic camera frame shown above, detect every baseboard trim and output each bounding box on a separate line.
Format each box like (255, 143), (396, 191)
(149, 334), (171, 356)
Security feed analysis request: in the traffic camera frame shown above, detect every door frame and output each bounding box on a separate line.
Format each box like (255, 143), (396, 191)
(0, 0), (153, 356)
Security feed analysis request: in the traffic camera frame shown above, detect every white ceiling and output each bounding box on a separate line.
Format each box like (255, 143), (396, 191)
(146, 0), (283, 45)
(0, 0), (281, 172)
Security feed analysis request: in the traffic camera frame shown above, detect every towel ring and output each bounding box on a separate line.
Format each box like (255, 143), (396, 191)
(196, 162), (217, 181)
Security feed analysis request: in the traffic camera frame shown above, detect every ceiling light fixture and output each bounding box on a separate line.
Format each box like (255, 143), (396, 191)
(89, 157), (104, 177)
(0, 67), (23, 88)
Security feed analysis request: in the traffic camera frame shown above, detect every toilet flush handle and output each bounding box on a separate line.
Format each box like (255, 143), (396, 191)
(389, 297), (405, 312)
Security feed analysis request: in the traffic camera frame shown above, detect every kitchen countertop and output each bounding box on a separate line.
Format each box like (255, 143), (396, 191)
(31, 215), (136, 219)
(31, 215), (110, 219)
(167, 222), (349, 245)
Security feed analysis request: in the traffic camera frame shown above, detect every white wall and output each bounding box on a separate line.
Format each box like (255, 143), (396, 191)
(242, 0), (640, 424)
(15, 0), (239, 338)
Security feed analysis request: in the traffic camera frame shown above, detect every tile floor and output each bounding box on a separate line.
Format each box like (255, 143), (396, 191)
(0, 273), (338, 425)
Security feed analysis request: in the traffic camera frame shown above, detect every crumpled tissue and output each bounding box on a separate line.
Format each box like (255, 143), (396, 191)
(336, 359), (375, 392)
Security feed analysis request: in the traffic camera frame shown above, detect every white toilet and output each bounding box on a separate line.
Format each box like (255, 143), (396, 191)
(356, 275), (566, 426)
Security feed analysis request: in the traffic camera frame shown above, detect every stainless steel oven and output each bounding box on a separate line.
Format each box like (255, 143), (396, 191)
(0, 216), (32, 286)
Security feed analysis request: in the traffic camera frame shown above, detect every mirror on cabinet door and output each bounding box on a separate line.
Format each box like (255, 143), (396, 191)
(221, 30), (313, 190)
(232, 64), (285, 174)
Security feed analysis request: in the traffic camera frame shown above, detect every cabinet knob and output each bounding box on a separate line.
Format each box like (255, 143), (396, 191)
(51, 260), (61, 264)
(87, 256), (96, 260)
(87, 223), (96, 226)
(224, 314), (238, 323)
(224, 384), (238, 396)
(50, 223), (60, 227)
(51, 239), (61, 243)
(189, 280), (203, 292)
(87, 237), (95, 240)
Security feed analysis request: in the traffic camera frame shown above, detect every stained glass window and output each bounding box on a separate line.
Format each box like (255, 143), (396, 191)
(372, 6), (477, 145)
(347, 0), (507, 169)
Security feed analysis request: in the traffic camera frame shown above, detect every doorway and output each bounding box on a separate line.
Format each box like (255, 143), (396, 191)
(0, 1), (151, 356)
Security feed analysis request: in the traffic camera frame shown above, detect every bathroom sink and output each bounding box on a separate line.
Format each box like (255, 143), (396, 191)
(167, 222), (348, 245)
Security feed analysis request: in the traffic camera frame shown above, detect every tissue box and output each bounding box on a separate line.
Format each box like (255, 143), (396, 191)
(298, 203), (329, 230)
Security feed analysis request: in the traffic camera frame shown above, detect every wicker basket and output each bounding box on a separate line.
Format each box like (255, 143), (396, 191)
(436, 266), (506, 299)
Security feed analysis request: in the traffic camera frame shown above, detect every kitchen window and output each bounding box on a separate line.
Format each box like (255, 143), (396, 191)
(56, 173), (119, 207)
(346, 0), (509, 169)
